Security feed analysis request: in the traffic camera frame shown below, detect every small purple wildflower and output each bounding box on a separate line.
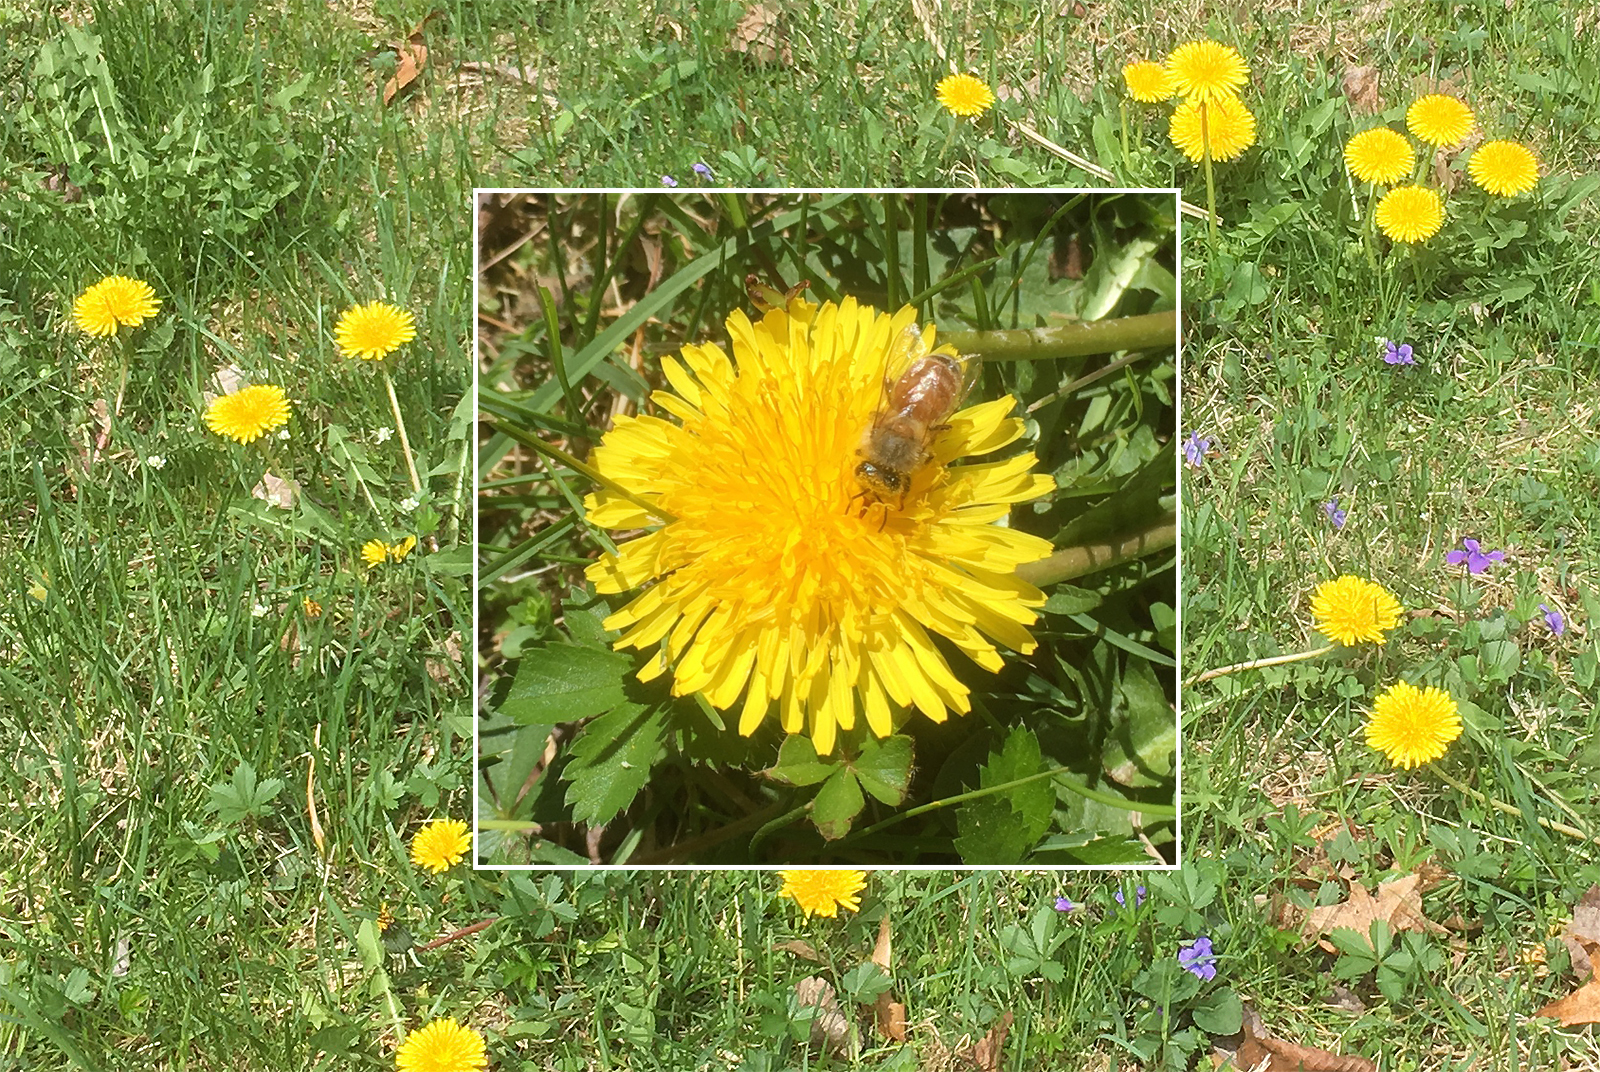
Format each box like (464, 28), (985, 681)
(1538, 603), (1565, 636)
(1178, 936), (1218, 981)
(1323, 499), (1347, 529)
(1114, 885), (1147, 908)
(1383, 340), (1416, 366)
(1445, 538), (1505, 575)
(1054, 896), (1075, 912)
(1182, 431), (1210, 468)
(693, 161), (714, 180)
(661, 174), (678, 187)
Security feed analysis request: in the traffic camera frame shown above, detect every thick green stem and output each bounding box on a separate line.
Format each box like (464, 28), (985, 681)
(940, 310), (1175, 363)
(1015, 511), (1176, 587)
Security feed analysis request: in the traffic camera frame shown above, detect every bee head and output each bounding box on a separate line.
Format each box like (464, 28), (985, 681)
(854, 460), (907, 498)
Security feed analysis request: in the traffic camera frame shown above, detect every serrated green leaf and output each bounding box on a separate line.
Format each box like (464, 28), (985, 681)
(504, 643), (632, 725)
(811, 768), (864, 841)
(768, 734), (834, 787)
(1102, 657), (1176, 786)
(952, 727), (1054, 863)
(562, 702), (666, 825)
(1042, 585), (1102, 615)
(850, 735), (913, 805)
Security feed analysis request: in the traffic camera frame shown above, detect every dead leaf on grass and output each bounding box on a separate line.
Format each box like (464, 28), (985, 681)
(794, 975), (855, 1058)
(1301, 873), (1447, 952)
(425, 631), (464, 686)
(1536, 956), (1600, 1026)
(730, 1), (791, 66)
(1224, 1005), (1378, 1071)
(960, 1010), (1011, 1072)
(1559, 884), (1600, 978)
(383, 12), (445, 105)
(252, 469), (297, 509)
(1341, 65), (1382, 114)
(868, 914), (906, 1041)
(772, 938), (824, 963)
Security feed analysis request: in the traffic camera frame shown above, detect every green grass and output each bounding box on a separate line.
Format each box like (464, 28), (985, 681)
(476, 191), (1178, 866)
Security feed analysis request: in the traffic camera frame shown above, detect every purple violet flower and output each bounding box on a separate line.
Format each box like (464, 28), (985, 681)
(1114, 885), (1147, 908)
(1383, 340), (1416, 366)
(1054, 896), (1075, 912)
(1445, 538), (1505, 575)
(1538, 603), (1565, 636)
(661, 174), (678, 187)
(1182, 431), (1210, 468)
(1178, 936), (1218, 981)
(693, 161), (714, 180)
(1323, 499), (1347, 529)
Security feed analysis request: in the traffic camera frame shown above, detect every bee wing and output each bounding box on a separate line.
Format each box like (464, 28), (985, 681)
(886, 322), (930, 377)
(950, 352), (983, 412)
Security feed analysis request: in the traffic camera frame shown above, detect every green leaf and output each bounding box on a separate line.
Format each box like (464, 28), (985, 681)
(850, 735), (913, 805)
(562, 702), (667, 825)
(767, 734), (834, 787)
(811, 768), (865, 841)
(1191, 988), (1242, 1035)
(1042, 585), (1102, 615)
(503, 643), (632, 725)
(1102, 657), (1176, 785)
(207, 761), (284, 824)
(952, 727), (1054, 863)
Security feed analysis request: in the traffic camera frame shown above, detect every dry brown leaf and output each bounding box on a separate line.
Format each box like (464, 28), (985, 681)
(1560, 884), (1600, 978)
(1341, 65), (1382, 114)
(773, 938), (824, 963)
(873, 992), (907, 1043)
(872, 914), (892, 970)
(961, 1011), (1012, 1072)
(1536, 962), (1600, 1026)
(795, 976), (855, 1058)
(383, 12), (444, 105)
(1228, 1006), (1377, 1072)
(730, 1), (791, 66)
(1302, 873), (1447, 952)
(253, 470), (297, 509)
(426, 631), (464, 686)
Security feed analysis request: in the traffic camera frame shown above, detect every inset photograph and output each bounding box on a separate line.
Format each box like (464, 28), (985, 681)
(476, 191), (1178, 865)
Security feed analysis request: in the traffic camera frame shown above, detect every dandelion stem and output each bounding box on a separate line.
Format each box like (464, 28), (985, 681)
(1201, 109), (1219, 250)
(1186, 645), (1338, 686)
(1429, 766), (1600, 848)
(1119, 100), (1130, 164)
(1016, 511), (1176, 586)
(381, 364), (423, 497)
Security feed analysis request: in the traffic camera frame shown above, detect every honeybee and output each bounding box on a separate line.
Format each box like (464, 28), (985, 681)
(853, 324), (978, 512)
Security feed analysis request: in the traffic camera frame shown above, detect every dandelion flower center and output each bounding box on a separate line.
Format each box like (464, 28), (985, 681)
(73, 275), (161, 337)
(1365, 681), (1462, 769)
(1168, 94), (1257, 163)
(203, 385), (293, 444)
(1468, 140), (1538, 197)
(1343, 127), (1414, 185)
(1309, 575), (1404, 645)
(1374, 185), (1444, 244)
(1406, 94), (1474, 145)
(1123, 60), (1176, 103)
(583, 298), (1054, 755)
(410, 819), (471, 873)
(935, 73), (995, 118)
(335, 300), (417, 361)
(395, 1017), (488, 1072)
(779, 869), (867, 918)
(1165, 40), (1249, 104)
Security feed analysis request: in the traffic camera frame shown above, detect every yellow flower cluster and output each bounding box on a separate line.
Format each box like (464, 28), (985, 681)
(1121, 40), (1257, 164)
(1342, 91), (1537, 244)
(363, 535), (418, 569)
(935, 72), (995, 119)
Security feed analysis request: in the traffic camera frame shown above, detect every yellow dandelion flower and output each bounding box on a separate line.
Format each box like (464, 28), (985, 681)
(395, 1017), (487, 1072)
(1374, 184), (1444, 243)
(1343, 127), (1414, 185)
(1406, 94), (1474, 146)
(1165, 40), (1248, 104)
(389, 535), (418, 562)
(203, 385), (292, 444)
(583, 297), (1055, 756)
(1123, 60), (1176, 103)
(73, 275), (161, 337)
(779, 869), (867, 918)
(1365, 680), (1462, 769)
(1168, 94), (1257, 163)
(335, 300), (417, 361)
(361, 539), (390, 569)
(302, 597), (323, 619)
(1467, 140), (1538, 197)
(935, 73), (995, 118)
(1309, 575), (1404, 646)
(410, 819), (471, 874)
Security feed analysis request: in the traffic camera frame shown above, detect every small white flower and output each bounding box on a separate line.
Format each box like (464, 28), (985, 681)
(374, 427), (394, 444)
(399, 496), (420, 513)
(145, 455), (167, 469)
(251, 602), (271, 618)
(278, 429), (290, 440)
